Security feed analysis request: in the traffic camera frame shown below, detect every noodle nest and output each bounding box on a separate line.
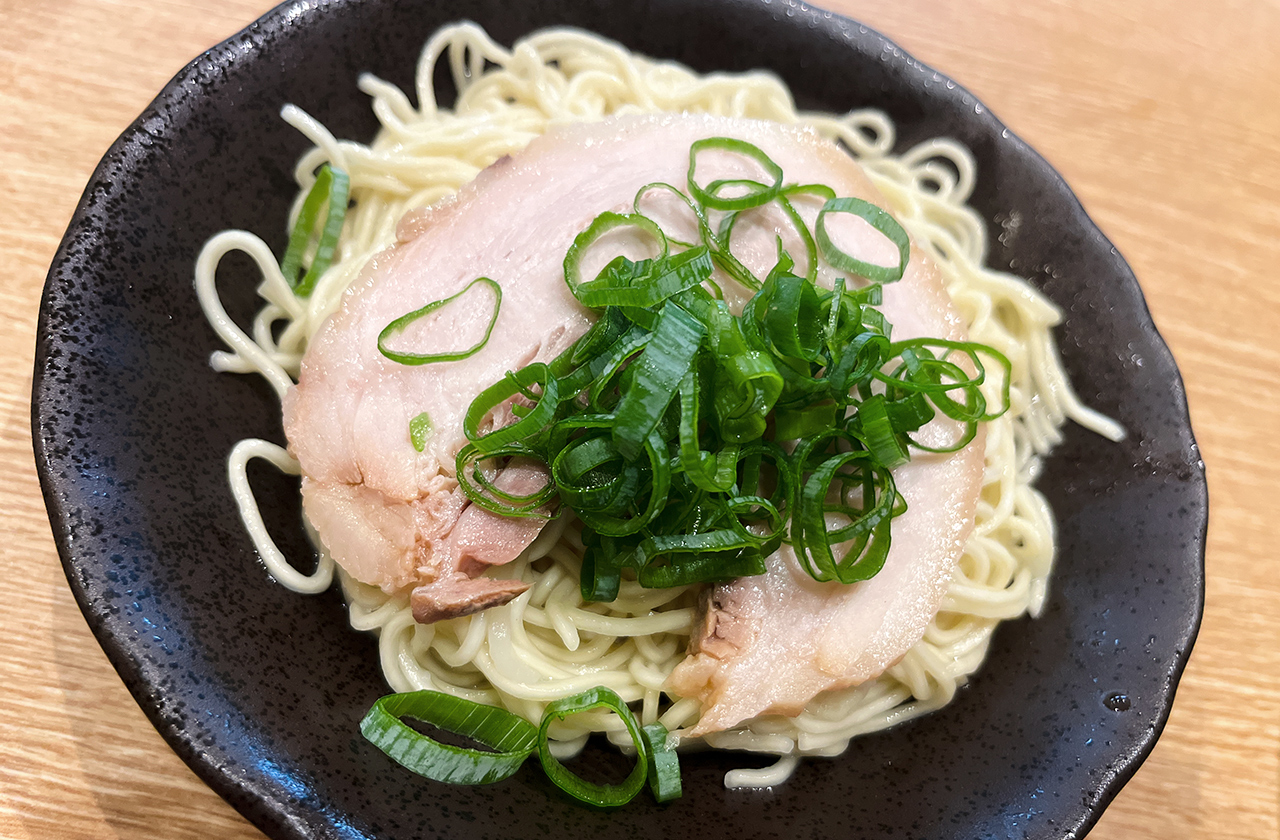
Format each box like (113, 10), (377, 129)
(195, 23), (1122, 788)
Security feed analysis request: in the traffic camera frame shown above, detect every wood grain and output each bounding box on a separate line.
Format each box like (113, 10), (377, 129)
(1, 1), (1276, 838)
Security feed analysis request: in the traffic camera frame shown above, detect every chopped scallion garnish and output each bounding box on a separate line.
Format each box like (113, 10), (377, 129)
(362, 688), (682, 807)
(377, 276), (502, 365)
(281, 163), (349, 297)
(359, 690), (537, 785)
(379, 136), (1010, 598)
(641, 722), (682, 802)
(815, 196), (911, 285)
(687, 137), (784, 211)
(409, 411), (432, 452)
(537, 687), (650, 807)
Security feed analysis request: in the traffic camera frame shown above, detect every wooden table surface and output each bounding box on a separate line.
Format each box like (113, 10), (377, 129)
(2, 1), (1277, 838)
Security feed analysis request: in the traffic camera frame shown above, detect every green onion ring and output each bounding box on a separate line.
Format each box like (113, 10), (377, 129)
(564, 212), (668, 297)
(537, 687), (650, 807)
(281, 163), (350, 298)
(611, 302), (705, 461)
(377, 276), (502, 365)
(815, 196), (911, 284)
(463, 363), (559, 454)
(576, 432), (671, 537)
(360, 691), (538, 785)
(641, 723), (682, 802)
(687, 137), (784, 211)
(455, 443), (558, 516)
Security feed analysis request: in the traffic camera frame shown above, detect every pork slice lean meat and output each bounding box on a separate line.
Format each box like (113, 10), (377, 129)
(284, 111), (982, 675)
(667, 435), (983, 735)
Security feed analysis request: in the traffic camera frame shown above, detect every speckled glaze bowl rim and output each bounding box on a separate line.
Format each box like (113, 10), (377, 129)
(33, 1), (1206, 838)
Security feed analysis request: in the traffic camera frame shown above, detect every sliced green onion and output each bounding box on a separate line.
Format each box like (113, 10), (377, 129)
(635, 180), (762, 292)
(776, 191), (822, 285)
(719, 184), (833, 286)
(611, 302), (704, 461)
(885, 392), (935, 433)
(883, 338), (1012, 423)
(585, 328), (651, 410)
(580, 533), (627, 602)
(824, 277), (847, 345)
(564, 212), (668, 296)
(551, 433), (638, 515)
(455, 443), (558, 516)
(815, 196), (911, 284)
(794, 446), (899, 584)
(637, 542), (767, 588)
(632, 181), (705, 249)
(775, 401), (837, 441)
(759, 272), (824, 362)
(281, 163), (349, 297)
(409, 411), (432, 453)
(641, 723), (682, 802)
(713, 350), (782, 443)
(360, 691), (537, 785)
(573, 248), (712, 310)
(575, 432), (671, 537)
(463, 363), (559, 454)
(687, 137), (784, 211)
(377, 276), (502, 365)
(537, 687), (649, 807)
(678, 370), (739, 493)
(855, 394), (909, 469)
(362, 689), (682, 805)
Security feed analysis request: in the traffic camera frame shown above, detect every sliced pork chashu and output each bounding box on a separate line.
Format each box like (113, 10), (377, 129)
(284, 111), (982, 695)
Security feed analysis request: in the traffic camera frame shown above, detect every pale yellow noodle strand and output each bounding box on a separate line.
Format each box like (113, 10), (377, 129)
(226, 439), (335, 593)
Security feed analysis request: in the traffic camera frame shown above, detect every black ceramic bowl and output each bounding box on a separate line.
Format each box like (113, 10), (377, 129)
(33, 1), (1206, 838)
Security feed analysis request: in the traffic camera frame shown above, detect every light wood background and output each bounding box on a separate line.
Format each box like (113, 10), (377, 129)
(2, 1), (1277, 838)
